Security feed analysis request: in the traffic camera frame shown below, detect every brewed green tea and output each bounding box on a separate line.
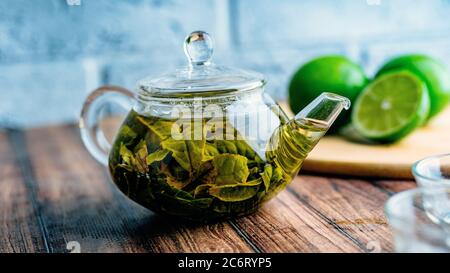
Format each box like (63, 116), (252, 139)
(108, 110), (326, 221)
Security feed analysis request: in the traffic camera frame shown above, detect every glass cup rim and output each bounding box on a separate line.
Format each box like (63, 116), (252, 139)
(384, 186), (450, 234)
(411, 153), (450, 183)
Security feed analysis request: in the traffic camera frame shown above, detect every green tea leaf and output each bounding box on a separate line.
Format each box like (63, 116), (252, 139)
(212, 154), (249, 185)
(153, 175), (213, 216)
(151, 172), (192, 198)
(208, 120), (259, 160)
(261, 164), (273, 192)
(196, 163), (216, 185)
(118, 125), (137, 146)
(146, 149), (170, 165)
(133, 139), (149, 173)
(203, 143), (219, 161)
(214, 139), (262, 162)
(137, 116), (173, 140)
(176, 197), (213, 208)
(271, 166), (284, 184)
(212, 196), (261, 214)
(160, 162), (191, 189)
(118, 140), (154, 173)
(120, 143), (134, 166)
(162, 139), (205, 174)
(167, 163), (190, 180)
(193, 184), (211, 198)
(235, 140), (257, 159)
(216, 140), (238, 154)
(268, 165), (286, 193)
(118, 143), (135, 171)
(249, 166), (260, 175)
(209, 179), (262, 202)
(165, 175), (191, 189)
(160, 195), (213, 216)
(260, 165), (286, 203)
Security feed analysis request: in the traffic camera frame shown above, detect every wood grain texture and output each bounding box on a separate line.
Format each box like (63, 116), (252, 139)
(0, 130), (48, 253)
(232, 190), (361, 252)
(232, 174), (415, 253)
(302, 106), (450, 179)
(373, 180), (417, 194)
(22, 125), (253, 253)
(0, 124), (417, 253)
(287, 175), (395, 252)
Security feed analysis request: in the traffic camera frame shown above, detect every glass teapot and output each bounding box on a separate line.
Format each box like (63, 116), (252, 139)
(80, 31), (350, 222)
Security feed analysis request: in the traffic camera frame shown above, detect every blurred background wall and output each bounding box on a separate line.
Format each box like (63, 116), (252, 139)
(1, 0), (450, 128)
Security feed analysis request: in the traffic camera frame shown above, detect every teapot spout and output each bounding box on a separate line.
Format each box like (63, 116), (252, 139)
(266, 93), (350, 179)
(294, 92), (351, 132)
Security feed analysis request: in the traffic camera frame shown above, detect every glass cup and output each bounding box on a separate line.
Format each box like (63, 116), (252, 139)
(412, 153), (450, 187)
(385, 186), (450, 252)
(385, 154), (450, 252)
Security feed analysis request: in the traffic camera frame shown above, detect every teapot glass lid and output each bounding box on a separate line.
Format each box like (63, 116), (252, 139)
(137, 31), (265, 97)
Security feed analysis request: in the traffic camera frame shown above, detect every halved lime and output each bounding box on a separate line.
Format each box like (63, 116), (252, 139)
(377, 55), (450, 120)
(352, 70), (430, 143)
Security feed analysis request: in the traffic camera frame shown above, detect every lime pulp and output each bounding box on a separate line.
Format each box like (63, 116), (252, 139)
(352, 70), (430, 143)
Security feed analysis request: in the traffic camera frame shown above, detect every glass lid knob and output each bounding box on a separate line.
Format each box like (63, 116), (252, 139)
(184, 31), (213, 66)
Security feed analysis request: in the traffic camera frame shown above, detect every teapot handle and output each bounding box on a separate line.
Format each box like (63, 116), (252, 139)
(79, 85), (134, 166)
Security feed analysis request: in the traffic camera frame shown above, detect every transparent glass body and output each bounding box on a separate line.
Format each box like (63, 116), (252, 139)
(79, 31), (350, 222)
(385, 187), (450, 253)
(412, 154), (450, 188)
(109, 89), (320, 221)
(81, 87), (349, 221)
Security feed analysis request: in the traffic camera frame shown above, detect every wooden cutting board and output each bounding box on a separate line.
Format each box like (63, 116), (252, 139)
(301, 106), (450, 179)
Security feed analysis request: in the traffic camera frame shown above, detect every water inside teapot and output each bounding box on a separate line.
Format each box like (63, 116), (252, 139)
(108, 109), (326, 222)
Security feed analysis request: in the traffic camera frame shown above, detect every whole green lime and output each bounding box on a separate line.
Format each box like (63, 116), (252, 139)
(377, 54), (450, 120)
(288, 55), (368, 132)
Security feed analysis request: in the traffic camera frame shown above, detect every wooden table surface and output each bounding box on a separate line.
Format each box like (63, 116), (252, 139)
(0, 124), (416, 253)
